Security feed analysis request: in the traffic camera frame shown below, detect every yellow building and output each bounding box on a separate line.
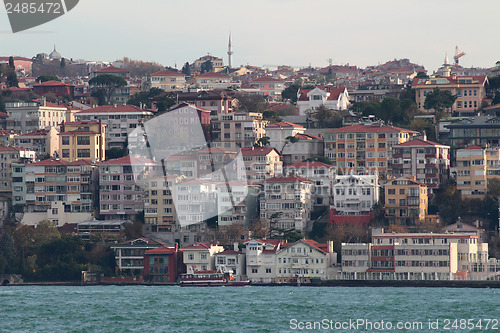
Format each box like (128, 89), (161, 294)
(455, 145), (500, 198)
(412, 74), (488, 117)
(59, 120), (106, 162)
(385, 177), (428, 225)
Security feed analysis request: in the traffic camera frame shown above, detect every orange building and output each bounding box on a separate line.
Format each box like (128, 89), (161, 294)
(59, 120), (106, 162)
(385, 177), (428, 225)
(324, 122), (418, 178)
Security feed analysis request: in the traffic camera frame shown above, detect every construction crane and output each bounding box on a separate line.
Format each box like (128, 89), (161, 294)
(454, 45), (466, 65)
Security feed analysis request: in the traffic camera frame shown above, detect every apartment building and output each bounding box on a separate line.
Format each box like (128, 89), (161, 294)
(193, 55), (224, 71)
(99, 156), (160, 220)
(143, 245), (183, 282)
(14, 127), (59, 159)
(111, 237), (167, 276)
(249, 76), (285, 99)
(161, 90), (236, 118)
(265, 121), (305, 154)
(59, 120), (106, 162)
(217, 181), (259, 227)
(284, 161), (335, 207)
(341, 229), (493, 281)
(385, 177), (428, 225)
(181, 242), (224, 272)
(455, 145), (500, 198)
(282, 133), (324, 166)
(1, 147), (36, 199)
(241, 147), (282, 183)
(211, 112), (267, 150)
(13, 159), (97, 226)
(5, 99), (74, 133)
(323, 122), (418, 178)
(276, 239), (337, 283)
(173, 179), (218, 228)
(195, 72), (236, 90)
(144, 69), (186, 91)
(196, 147), (245, 182)
(261, 175), (313, 234)
(391, 139), (450, 194)
(330, 174), (379, 225)
(412, 74), (488, 117)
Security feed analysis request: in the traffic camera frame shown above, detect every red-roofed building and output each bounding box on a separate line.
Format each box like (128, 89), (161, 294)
(0, 129), (19, 146)
(14, 127), (59, 158)
(145, 69), (186, 92)
(214, 244), (246, 280)
(143, 245), (184, 282)
(33, 80), (75, 98)
(285, 161), (335, 207)
(193, 55), (224, 71)
(261, 174), (314, 234)
(0, 56), (32, 75)
(412, 74), (488, 117)
(392, 139), (450, 193)
(181, 242), (224, 272)
(265, 121), (306, 160)
(241, 147), (283, 183)
(110, 237), (168, 276)
(249, 76), (285, 99)
(276, 239), (337, 283)
(297, 85), (350, 116)
(195, 72), (236, 90)
(244, 239), (288, 283)
(323, 122), (419, 178)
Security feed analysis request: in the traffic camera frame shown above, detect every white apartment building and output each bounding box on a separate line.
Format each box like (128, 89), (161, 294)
(5, 100), (74, 133)
(285, 161), (335, 207)
(245, 239), (287, 283)
(332, 174), (379, 215)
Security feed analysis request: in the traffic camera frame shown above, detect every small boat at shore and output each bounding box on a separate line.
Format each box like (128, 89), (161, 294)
(180, 267), (250, 287)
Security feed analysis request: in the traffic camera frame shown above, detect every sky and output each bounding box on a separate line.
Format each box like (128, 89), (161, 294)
(1, 0), (499, 73)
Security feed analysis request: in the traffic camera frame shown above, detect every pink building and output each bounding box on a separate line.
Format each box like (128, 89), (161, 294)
(249, 76), (285, 99)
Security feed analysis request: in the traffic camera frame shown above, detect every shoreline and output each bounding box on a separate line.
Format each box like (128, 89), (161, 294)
(6, 280), (500, 288)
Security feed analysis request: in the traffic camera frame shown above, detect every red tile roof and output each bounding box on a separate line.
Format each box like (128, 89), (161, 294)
(0, 130), (19, 136)
(411, 75), (487, 87)
(266, 121), (304, 129)
(33, 80), (73, 87)
(196, 72), (229, 78)
(395, 139), (448, 147)
(460, 145), (483, 150)
(144, 246), (176, 255)
(300, 239), (329, 253)
(29, 158), (96, 166)
(149, 69), (185, 76)
(241, 147), (278, 156)
(114, 237), (167, 247)
(0, 56), (31, 61)
(294, 133), (322, 140)
(0, 146), (32, 151)
(63, 120), (101, 126)
(181, 242), (213, 250)
(324, 123), (418, 134)
(217, 249), (241, 255)
(285, 161), (333, 169)
(263, 174), (313, 183)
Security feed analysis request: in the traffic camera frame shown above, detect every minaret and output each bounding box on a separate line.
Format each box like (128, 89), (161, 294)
(228, 33), (233, 69)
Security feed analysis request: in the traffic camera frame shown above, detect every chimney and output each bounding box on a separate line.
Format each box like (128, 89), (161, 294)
(327, 240), (334, 253)
(234, 242), (239, 252)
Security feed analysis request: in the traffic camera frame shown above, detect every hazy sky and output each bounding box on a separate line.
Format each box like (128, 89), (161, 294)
(1, 0), (499, 72)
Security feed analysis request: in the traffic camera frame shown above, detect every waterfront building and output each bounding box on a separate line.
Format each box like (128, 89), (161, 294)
(244, 239), (287, 283)
(214, 244), (246, 281)
(77, 219), (127, 242)
(111, 237), (167, 276)
(275, 239), (337, 283)
(143, 245), (183, 283)
(181, 242), (224, 272)
(341, 229), (495, 281)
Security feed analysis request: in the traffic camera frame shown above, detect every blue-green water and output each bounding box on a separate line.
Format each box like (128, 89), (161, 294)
(0, 286), (498, 332)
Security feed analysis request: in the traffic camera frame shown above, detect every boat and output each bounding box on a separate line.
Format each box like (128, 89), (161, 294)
(179, 266), (250, 287)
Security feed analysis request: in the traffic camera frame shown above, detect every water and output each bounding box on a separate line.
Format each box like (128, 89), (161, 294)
(0, 286), (498, 332)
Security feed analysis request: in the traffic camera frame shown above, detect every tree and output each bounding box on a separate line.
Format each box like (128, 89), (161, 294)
(89, 74), (128, 105)
(155, 95), (176, 112)
(281, 83), (300, 103)
(235, 92), (268, 113)
(127, 87), (164, 109)
(487, 178), (500, 197)
(60, 58), (66, 73)
(34, 220), (61, 246)
(304, 156), (332, 165)
(181, 62), (191, 76)
(424, 88), (457, 118)
(416, 71), (429, 79)
(8, 56), (15, 69)
(200, 60), (213, 74)
(408, 118), (436, 141)
(36, 75), (60, 83)
(309, 105), (343, 128)
(6, 71), (19, 88)
(280, 135), (299, 155)
(262, 110), (280, 122)
(255, 136), (270, 147)
(123, 220), (143, 240)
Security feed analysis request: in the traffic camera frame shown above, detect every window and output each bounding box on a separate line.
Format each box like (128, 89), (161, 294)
(188, 254), (194, 260)
(252, 268), (258, 273)
(77, 136), (90, 145)
(62, 136), (70, 145)
(265, 268), (272, 273)
(77, 149), (90, 158)
(62, 149), (70, 158)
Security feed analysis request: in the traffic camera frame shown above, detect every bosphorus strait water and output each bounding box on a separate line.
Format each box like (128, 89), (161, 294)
(0, 286), (498, 333)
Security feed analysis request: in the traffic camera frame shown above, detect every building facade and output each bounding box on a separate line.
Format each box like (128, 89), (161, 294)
(385, 177), (428, 225)
(285, 161), (335, 207)
(241, 147), (283, 183)
(144, 69), (186, 91)
(59, 120), (106, 162)
(211, 112), (267, 150)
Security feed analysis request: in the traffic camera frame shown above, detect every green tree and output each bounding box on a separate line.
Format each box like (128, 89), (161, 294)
(106, 147), (128, 159)
(200, 60), (213, 74)
(309, 105), (343, 128)
(128, 87), (164, 109)
(416, 71), (429, 78)
(6, 71), (19, 88)
(281, 83), (300, 103)
(255, 136), (271, 147)
(89, 74), (128, 104)
(487, 178), (500, 197)
(181, 62), (191, 76)
(155, 95), (176, 112)
(304, 156), (333, 165)
(36, 75), (60, 83)
(8, 56), (15, 69)
(262, 110), (280, 122)
(280, 135), (299, 154)
(424, 88), (457, 118)
(408, 118), (436, 141)
(235, 92), (268, 113)
(60, 58), (66, 73)
(34, 220), (61, 246)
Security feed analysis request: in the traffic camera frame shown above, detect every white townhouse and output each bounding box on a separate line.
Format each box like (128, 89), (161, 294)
(244, 239), (287, 283)
(181, 242), (224, 272)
